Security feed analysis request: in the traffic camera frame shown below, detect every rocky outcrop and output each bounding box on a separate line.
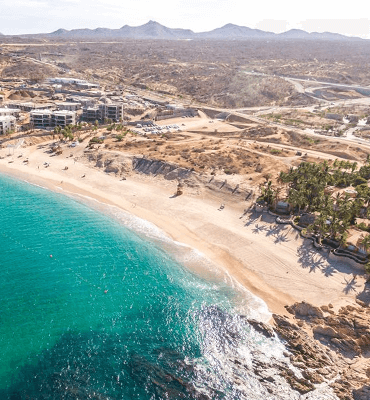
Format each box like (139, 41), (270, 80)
(286, 301), (324, 318)
(85, 151), (131, 176)
(326, 113), (343, 121)
(132, 157), (192, 180)
(286, 301), (370, 357)
(275, 300), (370, 399)
(83, 151), (192, 181)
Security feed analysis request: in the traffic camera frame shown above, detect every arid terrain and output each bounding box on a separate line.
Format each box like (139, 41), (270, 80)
(1, 37), (370, 399)
(2, 38), (370, 107)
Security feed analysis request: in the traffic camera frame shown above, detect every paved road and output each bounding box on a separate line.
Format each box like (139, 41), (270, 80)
(244, 70), (370, 92)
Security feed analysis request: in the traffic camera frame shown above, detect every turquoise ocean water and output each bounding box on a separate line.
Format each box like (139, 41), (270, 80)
(0, 173), (338, 399)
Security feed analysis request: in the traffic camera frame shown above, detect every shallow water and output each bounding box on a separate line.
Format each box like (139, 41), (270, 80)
(0, 173), (339, 399)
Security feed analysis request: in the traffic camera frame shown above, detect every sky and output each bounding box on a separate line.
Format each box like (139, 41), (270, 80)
(1, 0), (370, 38)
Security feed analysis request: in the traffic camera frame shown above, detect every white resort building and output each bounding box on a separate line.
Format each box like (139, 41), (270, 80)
(12, 102), (54, 112)
(99, 103), (123, 122)
(82, 107), (100, 122)
(0, 108), (21, 119)
(30, 110), (52, 128)
(56, 102), (81, 112)
(51, 110), (76, 128)
(0, 116), (16, 135)
(47, 77), (100, 89)
(30, 110), (76, 128)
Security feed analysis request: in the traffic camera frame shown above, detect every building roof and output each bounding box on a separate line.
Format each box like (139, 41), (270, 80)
(48, 77), (87, 84)
(55, 102), (81, 106)
(0, 116), (16, 122)
(14, 102), (54, 109)
(30, 109), (52, 115)
(105, 103), (123, 108)
(0, 108), (19, 113)
(52, 110), (76, 116)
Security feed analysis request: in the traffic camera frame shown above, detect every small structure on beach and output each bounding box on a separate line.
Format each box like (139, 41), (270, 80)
(298, 213), (316, 228)
(175, 181), (183, 196)
(254, 201), (266, 212)
(275, 201), (290, 214)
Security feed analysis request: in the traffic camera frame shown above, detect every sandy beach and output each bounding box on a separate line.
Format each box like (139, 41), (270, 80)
(0, 140), (366, 318)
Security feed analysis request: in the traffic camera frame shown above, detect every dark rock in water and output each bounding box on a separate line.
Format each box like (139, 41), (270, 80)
(129, 351), (219, 399)
(6, 302), (368, 399)
(246, 318), (275, 338)
(252, 352), (315, 395)
(195, 305), (336, 399)
(353, 384), (370, 400)
(0, 331), (119, 400)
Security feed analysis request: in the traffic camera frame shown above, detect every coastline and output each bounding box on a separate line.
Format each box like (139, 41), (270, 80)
(0, 142), (366, 318)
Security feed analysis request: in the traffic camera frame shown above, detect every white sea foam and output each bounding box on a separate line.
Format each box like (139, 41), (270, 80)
(1, 173), (340, 399)
(1, 175), (271, 321)
(60, 189), (272, 322)
(23, 180), (49, 190)
(68, 193), (341, 398)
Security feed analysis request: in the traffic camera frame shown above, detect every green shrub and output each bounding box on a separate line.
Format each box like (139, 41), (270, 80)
(365, 262), (370, 274)
(357, 222), (370, 232)
(354, 176), (368, 186)
(89, 137), (104, 144)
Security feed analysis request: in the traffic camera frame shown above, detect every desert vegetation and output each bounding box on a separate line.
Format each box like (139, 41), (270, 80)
(3, 38), (370, 107)
(260, 158), (370, 260)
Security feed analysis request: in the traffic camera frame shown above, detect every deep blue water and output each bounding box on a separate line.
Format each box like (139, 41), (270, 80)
(0, 173), (258, 399)
(0, 173), (342, 400)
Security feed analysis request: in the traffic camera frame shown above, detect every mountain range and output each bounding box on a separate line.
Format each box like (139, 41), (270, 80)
(10, 21), (365, 41)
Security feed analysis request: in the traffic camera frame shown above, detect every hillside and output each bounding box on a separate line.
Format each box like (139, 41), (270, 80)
(7, 20), (363, 41)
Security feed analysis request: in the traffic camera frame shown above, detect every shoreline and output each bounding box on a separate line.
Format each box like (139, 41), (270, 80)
(0, 162), (278, 320)
(0, 143), (366, 318)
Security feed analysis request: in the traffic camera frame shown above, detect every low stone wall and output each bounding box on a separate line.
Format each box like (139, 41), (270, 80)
(256, 204), (367, 269)
(328, 251), (366, 271)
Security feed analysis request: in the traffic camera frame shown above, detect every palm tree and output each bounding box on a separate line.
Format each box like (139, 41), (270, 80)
(358, 234), (370, 254)
(339, 231), (349, 248)
(312, 214), (329, 244)
(260, 180), (274, 205)
(288, 188), (305, 213)
(273, 186), (282, 209)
